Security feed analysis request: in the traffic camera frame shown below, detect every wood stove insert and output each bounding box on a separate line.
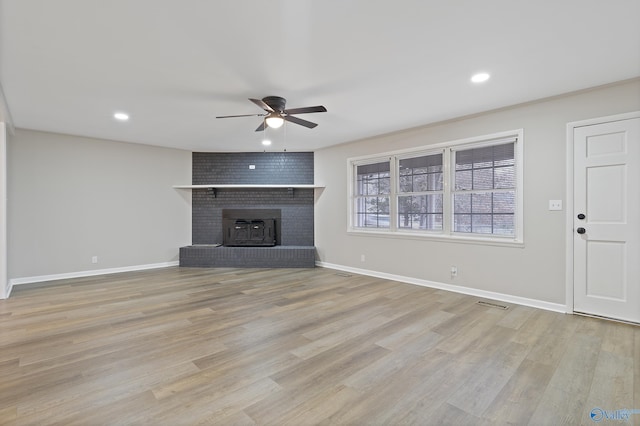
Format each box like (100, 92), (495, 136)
(222, 209), (281, 247)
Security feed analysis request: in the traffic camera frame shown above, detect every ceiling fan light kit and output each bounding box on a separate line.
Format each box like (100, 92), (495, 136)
(216, 96), (327, 131)
(265, 113), (284, 129)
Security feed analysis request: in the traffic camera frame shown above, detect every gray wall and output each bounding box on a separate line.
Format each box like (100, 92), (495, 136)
(314, 79), (640, 306)
(8, 129), (192, 280)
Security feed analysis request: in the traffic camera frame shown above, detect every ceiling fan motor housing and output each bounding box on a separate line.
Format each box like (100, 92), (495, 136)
(262, 96), (287, 113)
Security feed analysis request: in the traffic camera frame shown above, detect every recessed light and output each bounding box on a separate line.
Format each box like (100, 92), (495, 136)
(471, 72), (490, 83)
(262, 139), (272, 146)
(114, 112), (130, 121)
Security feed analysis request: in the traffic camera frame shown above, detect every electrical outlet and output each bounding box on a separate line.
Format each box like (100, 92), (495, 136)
(549, 200), (563, 211)
(92, 256), (98, 264)
(360, 254), (365, 262)
(450, 266), (458, 278)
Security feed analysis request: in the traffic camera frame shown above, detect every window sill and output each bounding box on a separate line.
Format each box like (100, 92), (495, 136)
(173, 184), (323, 189)
(347, 228), (524, 248)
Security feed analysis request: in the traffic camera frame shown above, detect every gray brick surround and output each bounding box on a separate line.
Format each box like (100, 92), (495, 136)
(183, 152), (316, 268)
(180, 245), (315, 268)
(192, 188), (314, 246)
(192, 152), (313, 185)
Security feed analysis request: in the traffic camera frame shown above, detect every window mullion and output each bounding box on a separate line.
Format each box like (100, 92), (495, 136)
(443, 148), (452, 235)
(390, 156), (398, 232)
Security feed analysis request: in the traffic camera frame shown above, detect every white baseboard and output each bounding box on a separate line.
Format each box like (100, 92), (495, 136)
(8, 261), (568, 315)
(3, 282), (13, 299)
(316, 261), (568, 314)
(9, 261), (179, 288)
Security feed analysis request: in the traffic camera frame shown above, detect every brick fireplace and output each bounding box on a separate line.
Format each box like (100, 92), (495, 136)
(179, 152), (316, 268)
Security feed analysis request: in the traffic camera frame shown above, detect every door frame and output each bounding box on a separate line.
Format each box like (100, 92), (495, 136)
(565, 111), (640, 315)
(0, 122), (6, 299)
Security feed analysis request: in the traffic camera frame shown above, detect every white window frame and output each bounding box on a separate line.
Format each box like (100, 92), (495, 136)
(395, 149), (445, 233)
(347, 129), (524, 246)
(352, 157), (393, 229)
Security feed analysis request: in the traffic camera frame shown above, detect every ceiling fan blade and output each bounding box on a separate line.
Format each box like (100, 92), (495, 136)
(255, 121), (266, 132)
(285, 115), (318, 129)
(284, 105), (327, 115)
(216, 113), (265, 119)
(249, 98), (274, 112)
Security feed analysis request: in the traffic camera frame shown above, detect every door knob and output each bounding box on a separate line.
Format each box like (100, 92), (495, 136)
(577, 227), (586, 234)
(577, 213), (585, 220)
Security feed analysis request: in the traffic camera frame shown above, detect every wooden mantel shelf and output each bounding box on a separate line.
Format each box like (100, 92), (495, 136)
(173, 184), (323, 189)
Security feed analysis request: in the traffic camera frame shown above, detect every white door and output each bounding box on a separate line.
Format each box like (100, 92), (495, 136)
(573, 117), (640, 323)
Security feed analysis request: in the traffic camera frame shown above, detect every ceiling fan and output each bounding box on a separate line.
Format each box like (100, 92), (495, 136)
(216, 96), (327, 131)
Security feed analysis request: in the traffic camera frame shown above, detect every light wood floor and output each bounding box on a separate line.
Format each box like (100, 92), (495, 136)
(0, 267), (638, 425)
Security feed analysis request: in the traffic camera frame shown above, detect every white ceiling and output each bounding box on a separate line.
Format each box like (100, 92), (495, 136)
(1, 0), (639, 152)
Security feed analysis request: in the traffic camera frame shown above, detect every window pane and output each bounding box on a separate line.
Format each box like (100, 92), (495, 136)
(473, 168), (493, 190)
(379, 197), (390, 215)
(399, 153), (443, 193)
(426, 194), (443, 213)
(398, 213), (417, 229)
(398, 194), (442, 230)
(455, 170), (472, 190)
(363, 196), (379, 213)
(399, 175), (412, 192)
(494, 166), (515, 189)
(359, 174), (390, 195)
(413, 174), (428, 191)
(400, 195), (428, 214)
(356, 196), (390, 228)
(455, 142), (515, 191)
(397, 213), (443, 230)
(493, 191), (515, 214)
(493, 214), (515, 235)
(429, 214), (443, 230)
(361, 177), (378, 195)
(472, 192), (492, 213)
(454, 214), (471, 232)
(472, 214), (493, 234)
(428, 172), (443, 191)
(357, 162), (391, 196)
(453, 193), (515, 235)
(454, 193), (471, 213)
(379, 176), (390, 194)
(365, 213), (380, 227)
(355, 197), (389, 215)
(493, 144), (515, 166)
